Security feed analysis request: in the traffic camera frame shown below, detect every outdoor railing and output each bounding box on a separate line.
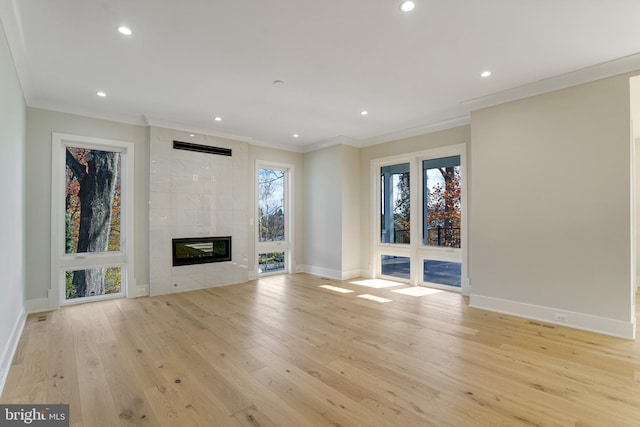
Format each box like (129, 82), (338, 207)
(426, 227), (460, 248)
(388, 227), (461, 247)
(394, 229), (411, 243)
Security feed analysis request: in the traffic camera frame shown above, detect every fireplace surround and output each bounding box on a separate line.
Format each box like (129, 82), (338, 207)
(149, 127), (249, 295)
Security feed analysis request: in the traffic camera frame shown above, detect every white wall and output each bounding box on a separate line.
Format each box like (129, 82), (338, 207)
(25, 108), (148, 308)
(0, 19), (26, 395)
(304, 145), (343, 277)
(470, 74), (636, 338)
(631, 75), (640, 288)
(301, 144), (362, 279)
(341, 145), (361, 277)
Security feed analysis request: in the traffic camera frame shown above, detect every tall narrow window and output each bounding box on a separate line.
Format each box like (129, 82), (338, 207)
(65, 147), (121, 254)
(380, 163), (410, 244)
(257, 165), (291, 275)
(258, 168), (285, 243)
(422, 155), (462, 288)
(52, 133), (134, 306)
(65, 147), (123, 299)
(423, 156), (461, 248)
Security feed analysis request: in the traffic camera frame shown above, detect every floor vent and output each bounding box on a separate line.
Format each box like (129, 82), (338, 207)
(37, 315), (47, 322)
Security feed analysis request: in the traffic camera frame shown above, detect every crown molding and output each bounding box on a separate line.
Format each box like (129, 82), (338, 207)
(303, 135), (360, 153)
(29, 99), (147, 127)
(5, 0), (639, 156)
(357, 115), (471, 148)
(243, 137), (308, 154)
(0, 0), (33, 102)
(462, 52), (640, 111)
(348, 52), (640, 150)
(144, 116), (314, 153)
(142, 115), (255, 143)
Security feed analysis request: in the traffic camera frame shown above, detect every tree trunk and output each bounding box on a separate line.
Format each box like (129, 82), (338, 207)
(67, 149), (118, 297)
(440, 167), (455, 229)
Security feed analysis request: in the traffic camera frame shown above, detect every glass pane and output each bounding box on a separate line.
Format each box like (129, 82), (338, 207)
(66, 147), (121, 253)
(258, 168), (285, 242)
(423, 156), (461, 248)
(259, 252), (285, 274)
(423, 259), (461, 287)
(380, 163), (410, 244)
(381, 255), (410, 279)
(66, 266), (122, 300)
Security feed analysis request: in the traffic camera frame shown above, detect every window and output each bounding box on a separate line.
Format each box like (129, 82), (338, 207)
(258, 168), (285, 243)
(423, 156), (461, 248)
(373, 145), (467, 292)
(380, 163), (410, 244)
(52, 133), (134, 306)
(256, 164), (293, 275)
(381, 255), (410, 279)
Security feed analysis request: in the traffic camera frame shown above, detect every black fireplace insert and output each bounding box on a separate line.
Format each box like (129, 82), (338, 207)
(172, 236), (232, 266)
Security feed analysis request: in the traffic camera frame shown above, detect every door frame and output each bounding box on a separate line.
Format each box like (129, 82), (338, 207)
(50, 132), (135, 308)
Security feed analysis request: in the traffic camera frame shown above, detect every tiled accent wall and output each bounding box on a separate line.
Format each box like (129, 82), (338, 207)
(149, 127), (249, 295)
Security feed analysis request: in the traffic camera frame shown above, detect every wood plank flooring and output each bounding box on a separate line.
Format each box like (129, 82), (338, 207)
(2, 274), (640, 426)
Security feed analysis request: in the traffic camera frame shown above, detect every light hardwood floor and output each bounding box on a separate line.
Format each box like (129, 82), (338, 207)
(2, 274), (640, 426)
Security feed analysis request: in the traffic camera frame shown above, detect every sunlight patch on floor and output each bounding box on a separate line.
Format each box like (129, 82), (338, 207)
(392, 287), (444, 296)
(349, 279), (405, 289)
(318, 285), (355, 294)
(357, 294), (393, 303)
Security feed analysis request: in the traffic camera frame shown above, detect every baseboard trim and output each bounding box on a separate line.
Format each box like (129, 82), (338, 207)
(298, 265), (340, 280)
(0, 306), (26, 398)
(25, 298), (50, 314)
(470, 294), (636, 340)
(299, 265), (345, 280)
(298, 266), (370, 281)
(149, 281), (239, 297)
(340, 269), (362, 280)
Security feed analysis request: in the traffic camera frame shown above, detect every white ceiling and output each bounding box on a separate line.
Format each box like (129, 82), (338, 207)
(2, 0), (640, 152)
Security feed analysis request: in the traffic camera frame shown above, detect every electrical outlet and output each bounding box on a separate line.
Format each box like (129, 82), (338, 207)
(554, 312), (569, 322)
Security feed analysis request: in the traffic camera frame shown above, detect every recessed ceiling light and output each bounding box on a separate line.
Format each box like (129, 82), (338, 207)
(273, 80), (285, 86)
(117, 26), (132, 36)
(400, 1), (415, 12)
(189, 134), (196, 137)
(96, 91), (106, 97)
(293, 134), (300, 138)
(361, 110), (369, 116)
(481, 70), (492, 78)
(214, 116), (222, 122)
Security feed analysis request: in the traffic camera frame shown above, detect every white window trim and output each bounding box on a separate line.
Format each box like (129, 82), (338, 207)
(371, 143), (468, 294)
(255, 160), (295, 277)
(50, 132), (135, 308)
